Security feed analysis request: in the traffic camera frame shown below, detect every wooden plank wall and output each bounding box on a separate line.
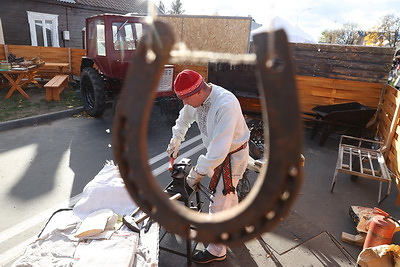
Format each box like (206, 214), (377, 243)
(160, 15), (252, 54)
(381, 85), (400, 181)
(297, 75), (383, 113)
(0, 44), (85, 77)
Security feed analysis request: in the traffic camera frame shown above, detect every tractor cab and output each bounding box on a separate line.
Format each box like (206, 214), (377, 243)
(83, 14), (144, 80)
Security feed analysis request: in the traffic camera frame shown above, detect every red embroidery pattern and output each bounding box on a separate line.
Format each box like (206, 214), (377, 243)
(209, 142), (247, 195)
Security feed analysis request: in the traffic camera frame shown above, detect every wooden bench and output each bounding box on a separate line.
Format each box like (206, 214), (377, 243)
(44, 75), (69, 101)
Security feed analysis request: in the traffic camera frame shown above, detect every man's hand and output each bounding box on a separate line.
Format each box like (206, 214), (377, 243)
(166, 137), (181, 158)
(186, 167), (204, 191)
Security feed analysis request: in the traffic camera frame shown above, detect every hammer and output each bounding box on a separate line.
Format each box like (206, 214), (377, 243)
(168, 157), (175, 172)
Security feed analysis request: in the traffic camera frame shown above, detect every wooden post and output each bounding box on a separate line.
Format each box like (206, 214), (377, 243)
(4, 44), (8, 60)
(68, 48), (72, 73)
(68, 47), (72, 79)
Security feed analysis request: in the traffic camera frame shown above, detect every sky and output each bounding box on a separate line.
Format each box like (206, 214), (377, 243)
(158, 0), (400, 42)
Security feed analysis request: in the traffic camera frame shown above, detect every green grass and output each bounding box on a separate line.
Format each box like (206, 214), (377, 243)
(0, 83), (83, 122)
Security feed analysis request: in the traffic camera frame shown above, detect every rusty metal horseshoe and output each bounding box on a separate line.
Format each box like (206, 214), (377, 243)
(112, 20), (303, 246)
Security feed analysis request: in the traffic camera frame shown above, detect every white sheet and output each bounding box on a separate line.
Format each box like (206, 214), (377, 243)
(73, 161), (138, 220)
(12, 162), (159, 267)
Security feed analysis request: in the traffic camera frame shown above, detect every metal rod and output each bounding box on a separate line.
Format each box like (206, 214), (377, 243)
(197, 183), (214, 203)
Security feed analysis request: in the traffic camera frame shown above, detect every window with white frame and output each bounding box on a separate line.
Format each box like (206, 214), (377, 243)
(27, 11), (59, 47)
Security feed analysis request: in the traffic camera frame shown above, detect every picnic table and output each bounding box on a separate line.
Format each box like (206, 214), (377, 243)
(44, 62), (70, 73)
(0, 64), (43, 99)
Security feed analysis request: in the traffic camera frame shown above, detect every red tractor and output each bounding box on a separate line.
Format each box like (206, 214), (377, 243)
(80, 14), (180, 120)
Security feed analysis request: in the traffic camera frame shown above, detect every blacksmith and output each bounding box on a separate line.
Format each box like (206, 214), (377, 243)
(166, 69), (250, 263)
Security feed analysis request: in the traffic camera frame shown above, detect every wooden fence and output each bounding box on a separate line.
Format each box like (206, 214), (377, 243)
(297, 75), (383, 113)
(0, 44), (86, 78)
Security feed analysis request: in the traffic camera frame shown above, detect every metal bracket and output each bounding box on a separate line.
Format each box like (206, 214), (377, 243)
(112, 20), (303, 246)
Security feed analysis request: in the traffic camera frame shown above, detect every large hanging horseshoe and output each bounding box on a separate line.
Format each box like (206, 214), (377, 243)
(112, 20), (303, 246)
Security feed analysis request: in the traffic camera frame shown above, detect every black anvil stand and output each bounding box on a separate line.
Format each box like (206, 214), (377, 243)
(160, 158), (205, 265)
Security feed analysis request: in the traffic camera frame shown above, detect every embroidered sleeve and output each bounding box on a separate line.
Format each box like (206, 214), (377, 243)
(197, 101), (211, 137)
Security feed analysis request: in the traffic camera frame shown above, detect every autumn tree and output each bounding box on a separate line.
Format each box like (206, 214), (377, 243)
(319, 23), (361, 45)
(169, 0), (185, 14)
(319, 29), (339, 43)
(338, 23), (361, 44)
(378, 14), (400, 47)
(364, 28), (381, 46)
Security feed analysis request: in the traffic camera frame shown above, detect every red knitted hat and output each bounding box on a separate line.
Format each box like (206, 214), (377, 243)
(173, 70), (204, 99)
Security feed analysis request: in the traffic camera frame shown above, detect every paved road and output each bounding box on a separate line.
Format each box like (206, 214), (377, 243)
(3, 105), (400, 266)
(0, 106), (203, 266)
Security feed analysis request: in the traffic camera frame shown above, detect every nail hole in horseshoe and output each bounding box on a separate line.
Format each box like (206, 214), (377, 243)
(145, 49), (156, 63)
(281, 190), (290, 201)
(266, 53), (285, 73)
(135, 188), (143, 198)
(288, 166), (298, 177)
(266, 210), (276, 220)
(221, 232), (229, 241)
(245, 225), (255, 234)
(151, 206), (158, 214)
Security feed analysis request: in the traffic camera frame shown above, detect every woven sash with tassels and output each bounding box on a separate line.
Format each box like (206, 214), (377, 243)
(209, 142), (248, 195)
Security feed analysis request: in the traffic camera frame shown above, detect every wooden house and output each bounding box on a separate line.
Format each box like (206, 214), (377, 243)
(0, 0), (148, 49)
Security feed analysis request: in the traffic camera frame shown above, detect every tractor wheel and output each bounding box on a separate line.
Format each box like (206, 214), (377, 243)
(80, 67), (106, 117)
